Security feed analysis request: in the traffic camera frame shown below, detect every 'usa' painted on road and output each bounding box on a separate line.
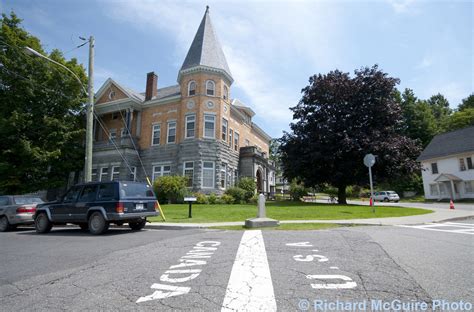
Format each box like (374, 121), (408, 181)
(137, 241), (221, 303)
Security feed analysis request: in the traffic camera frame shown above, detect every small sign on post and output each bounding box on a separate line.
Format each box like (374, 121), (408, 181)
(363, 154), (376, 213)
(184, 197), (197, 218)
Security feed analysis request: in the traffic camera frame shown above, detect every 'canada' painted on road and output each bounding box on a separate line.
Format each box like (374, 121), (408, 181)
(137, 241), (221, 303)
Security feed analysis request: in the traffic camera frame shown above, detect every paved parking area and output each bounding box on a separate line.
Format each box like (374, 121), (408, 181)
(0, 225), (472, 311)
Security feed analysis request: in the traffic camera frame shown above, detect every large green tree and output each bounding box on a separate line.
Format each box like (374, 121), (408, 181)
(279, 65), (421, 204)
(457, 94), (474, 111)
(427, 93), (451, 130)
(444, 108), (474, 131)
(0, 13), (87, 194)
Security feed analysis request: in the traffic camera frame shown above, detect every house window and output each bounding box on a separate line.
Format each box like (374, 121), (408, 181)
(120, 128), (128, 137)
(152, 124), (161, 146)
(109, 129), (117, 141)
(223, 85), (228, 100)
(167, 121), (176, 144)
(202, 161), (215, 188)
(245, 139), (250, 146)
(234, 169), (239, 185)
(99, 167), (109, 181)
(229, 129), (233, 147)
(465, 181), (474, 194)
(91, 168), (97, 181)
(188, 81), (196, 96)
(467, 157), (473, 170)
(206, 80), (215, 96)
(220, 163), (227, 189)
(460, 158), (466, 171)
(111, 166), (120, 181)
(183, 162), (194, 187)
(430, 184), (439, 196)
(129, 166), (136, 181)
(222, 118), (228, 141)
(152, 165), (171, 182)
(185, 115), (195, 139)
(204, 114), (215, 138)
(234, 132), (239, 151)
(431, 163), (438, 174)
(112, 112), (118, 120)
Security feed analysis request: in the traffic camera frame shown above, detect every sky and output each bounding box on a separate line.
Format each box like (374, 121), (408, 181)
(1, 0), (472, 138)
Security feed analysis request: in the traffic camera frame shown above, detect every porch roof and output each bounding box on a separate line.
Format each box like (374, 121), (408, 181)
(434, 173), (463, 182)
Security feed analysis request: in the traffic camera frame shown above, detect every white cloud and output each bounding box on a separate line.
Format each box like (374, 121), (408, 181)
(387, 0), (417, 13)
(415, 54), (433, 69)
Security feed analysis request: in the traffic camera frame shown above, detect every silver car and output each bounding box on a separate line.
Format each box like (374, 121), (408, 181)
(0, 196), (44, 231)
(373, 191), (400, 202)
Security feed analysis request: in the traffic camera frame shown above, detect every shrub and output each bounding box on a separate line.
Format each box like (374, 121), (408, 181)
(289, 180), (308, 201)
(194, 192), (209, 204)
(208, 193), (217, 205)
(237, 177), (256, 201)
(248, 194), (259, 204)
(221, 194), (235, 204)
(153, 175), (187, 204)
(224, 187), (246, 204)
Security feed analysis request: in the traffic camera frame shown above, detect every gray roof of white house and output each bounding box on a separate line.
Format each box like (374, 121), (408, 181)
(180, 6), (232, 79)
(417, 126), (474, 161)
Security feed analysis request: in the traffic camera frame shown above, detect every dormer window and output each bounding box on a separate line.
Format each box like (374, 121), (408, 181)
(206, 80), (215, 96)
(188, 81), (196, 96)
(223, 85), (228, 100)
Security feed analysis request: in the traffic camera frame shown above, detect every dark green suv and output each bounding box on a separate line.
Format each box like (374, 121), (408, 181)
(34, 181), (159, 235)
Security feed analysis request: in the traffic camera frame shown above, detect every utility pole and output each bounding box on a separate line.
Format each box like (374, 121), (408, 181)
(84, 36), (95, 182)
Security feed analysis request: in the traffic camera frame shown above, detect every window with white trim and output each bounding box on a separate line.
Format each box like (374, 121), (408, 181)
(229, 129), (233, 148)
(183, 162), (194, 187)
(465, 181), (474, 194)
(222, 118), (228, 141)
(167, 121), (176, 144)
(234, 132), (239, 151)
(206, 80), (215, 96)
(202, 161), (215, 188)
(223, 85), (229, 100)
(109, 129), (117, 141)
(185, 115), (195, 139)
(429, 184), (439, 196)
(204, 114), (215, 138)
(99, 167), (109, 181)
(111, 166), (120, 181)
(188, 81), (196, 96)
(152, 165), (171, 182)
(220, 163), (227, 189)
(129, 166), (136, 181)
(234, 169), (239, 185)
(431, 163), (438, 174)
(152, 124), (161, 146)
(460, 158), (466, 171)
(467, 157), (473, 170)
(245, 139), (250, 146)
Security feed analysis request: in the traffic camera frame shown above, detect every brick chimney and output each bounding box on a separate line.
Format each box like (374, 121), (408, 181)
(145, 72), (158, 101)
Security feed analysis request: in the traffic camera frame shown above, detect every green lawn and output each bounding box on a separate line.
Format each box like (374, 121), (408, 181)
(150, 201), (432, 223)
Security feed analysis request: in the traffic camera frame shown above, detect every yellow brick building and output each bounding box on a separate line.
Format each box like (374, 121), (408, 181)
(92, 6), (275, 195)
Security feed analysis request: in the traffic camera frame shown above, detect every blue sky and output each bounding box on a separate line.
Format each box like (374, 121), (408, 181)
(1, 0), (472, 138)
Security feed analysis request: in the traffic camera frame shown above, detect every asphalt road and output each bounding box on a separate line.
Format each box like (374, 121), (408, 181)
(0, 224), (472, 311)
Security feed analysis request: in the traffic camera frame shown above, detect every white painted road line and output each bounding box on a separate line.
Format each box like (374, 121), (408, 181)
(221, 230), (277, 312)
(396, 224), (474, 235)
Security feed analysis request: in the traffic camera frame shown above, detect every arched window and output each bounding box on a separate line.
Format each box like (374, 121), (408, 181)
(188, 81), (196, 96)
(223, 85), (229, 100)
(206, 80), (215, 96)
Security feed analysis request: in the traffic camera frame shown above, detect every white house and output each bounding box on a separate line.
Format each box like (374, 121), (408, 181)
(418, 126), (474, 200)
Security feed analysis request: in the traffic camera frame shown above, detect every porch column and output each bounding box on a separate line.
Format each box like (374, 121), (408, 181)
(437, 182), (441, 201)
(450, 180), (456, 200)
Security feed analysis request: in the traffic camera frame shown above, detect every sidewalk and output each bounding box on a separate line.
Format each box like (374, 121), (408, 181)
(148, 207), (474, 230)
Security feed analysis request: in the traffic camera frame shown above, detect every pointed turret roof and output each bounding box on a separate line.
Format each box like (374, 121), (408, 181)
(179, 6), (232, 82)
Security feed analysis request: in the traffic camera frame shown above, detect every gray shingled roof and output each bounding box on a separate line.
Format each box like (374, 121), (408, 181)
(140, 85), (181, 101)
(180, 6), (232, 78)
(417, 126), (474, 161)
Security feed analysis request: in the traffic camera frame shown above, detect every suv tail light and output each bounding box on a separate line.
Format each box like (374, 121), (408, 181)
(116, 202), (124, 213)
(17, 206), (36, 214)
(154, 201), (159, 212)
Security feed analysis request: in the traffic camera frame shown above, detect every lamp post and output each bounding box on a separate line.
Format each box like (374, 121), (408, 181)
(25, 36), (95, 182)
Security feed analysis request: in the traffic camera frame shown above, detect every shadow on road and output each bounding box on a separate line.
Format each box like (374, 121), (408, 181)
(13, 227), (145, 237)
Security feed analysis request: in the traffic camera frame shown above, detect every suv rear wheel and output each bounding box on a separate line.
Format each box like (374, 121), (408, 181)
(0, 216), (11, 232)
(35, 213), (52, 233)
(88, 212), (109, 235)
(129, 219), (146, 231)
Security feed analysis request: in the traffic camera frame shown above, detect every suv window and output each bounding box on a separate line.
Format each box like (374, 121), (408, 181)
(0, 196), (9, 206)
(63, 186), (82, 203)
(119, 182), (155, 198)
(78, 185), (97, 202)
(98, 183), (116, 201)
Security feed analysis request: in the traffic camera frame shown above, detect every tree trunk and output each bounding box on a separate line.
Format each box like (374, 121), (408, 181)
(337, 185), (347, 204)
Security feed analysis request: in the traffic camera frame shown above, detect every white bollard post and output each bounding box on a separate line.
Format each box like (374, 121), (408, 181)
(257, 194), (266, 218)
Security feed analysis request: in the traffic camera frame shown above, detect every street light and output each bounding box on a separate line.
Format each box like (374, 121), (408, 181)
(25, 36), (95, 183)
